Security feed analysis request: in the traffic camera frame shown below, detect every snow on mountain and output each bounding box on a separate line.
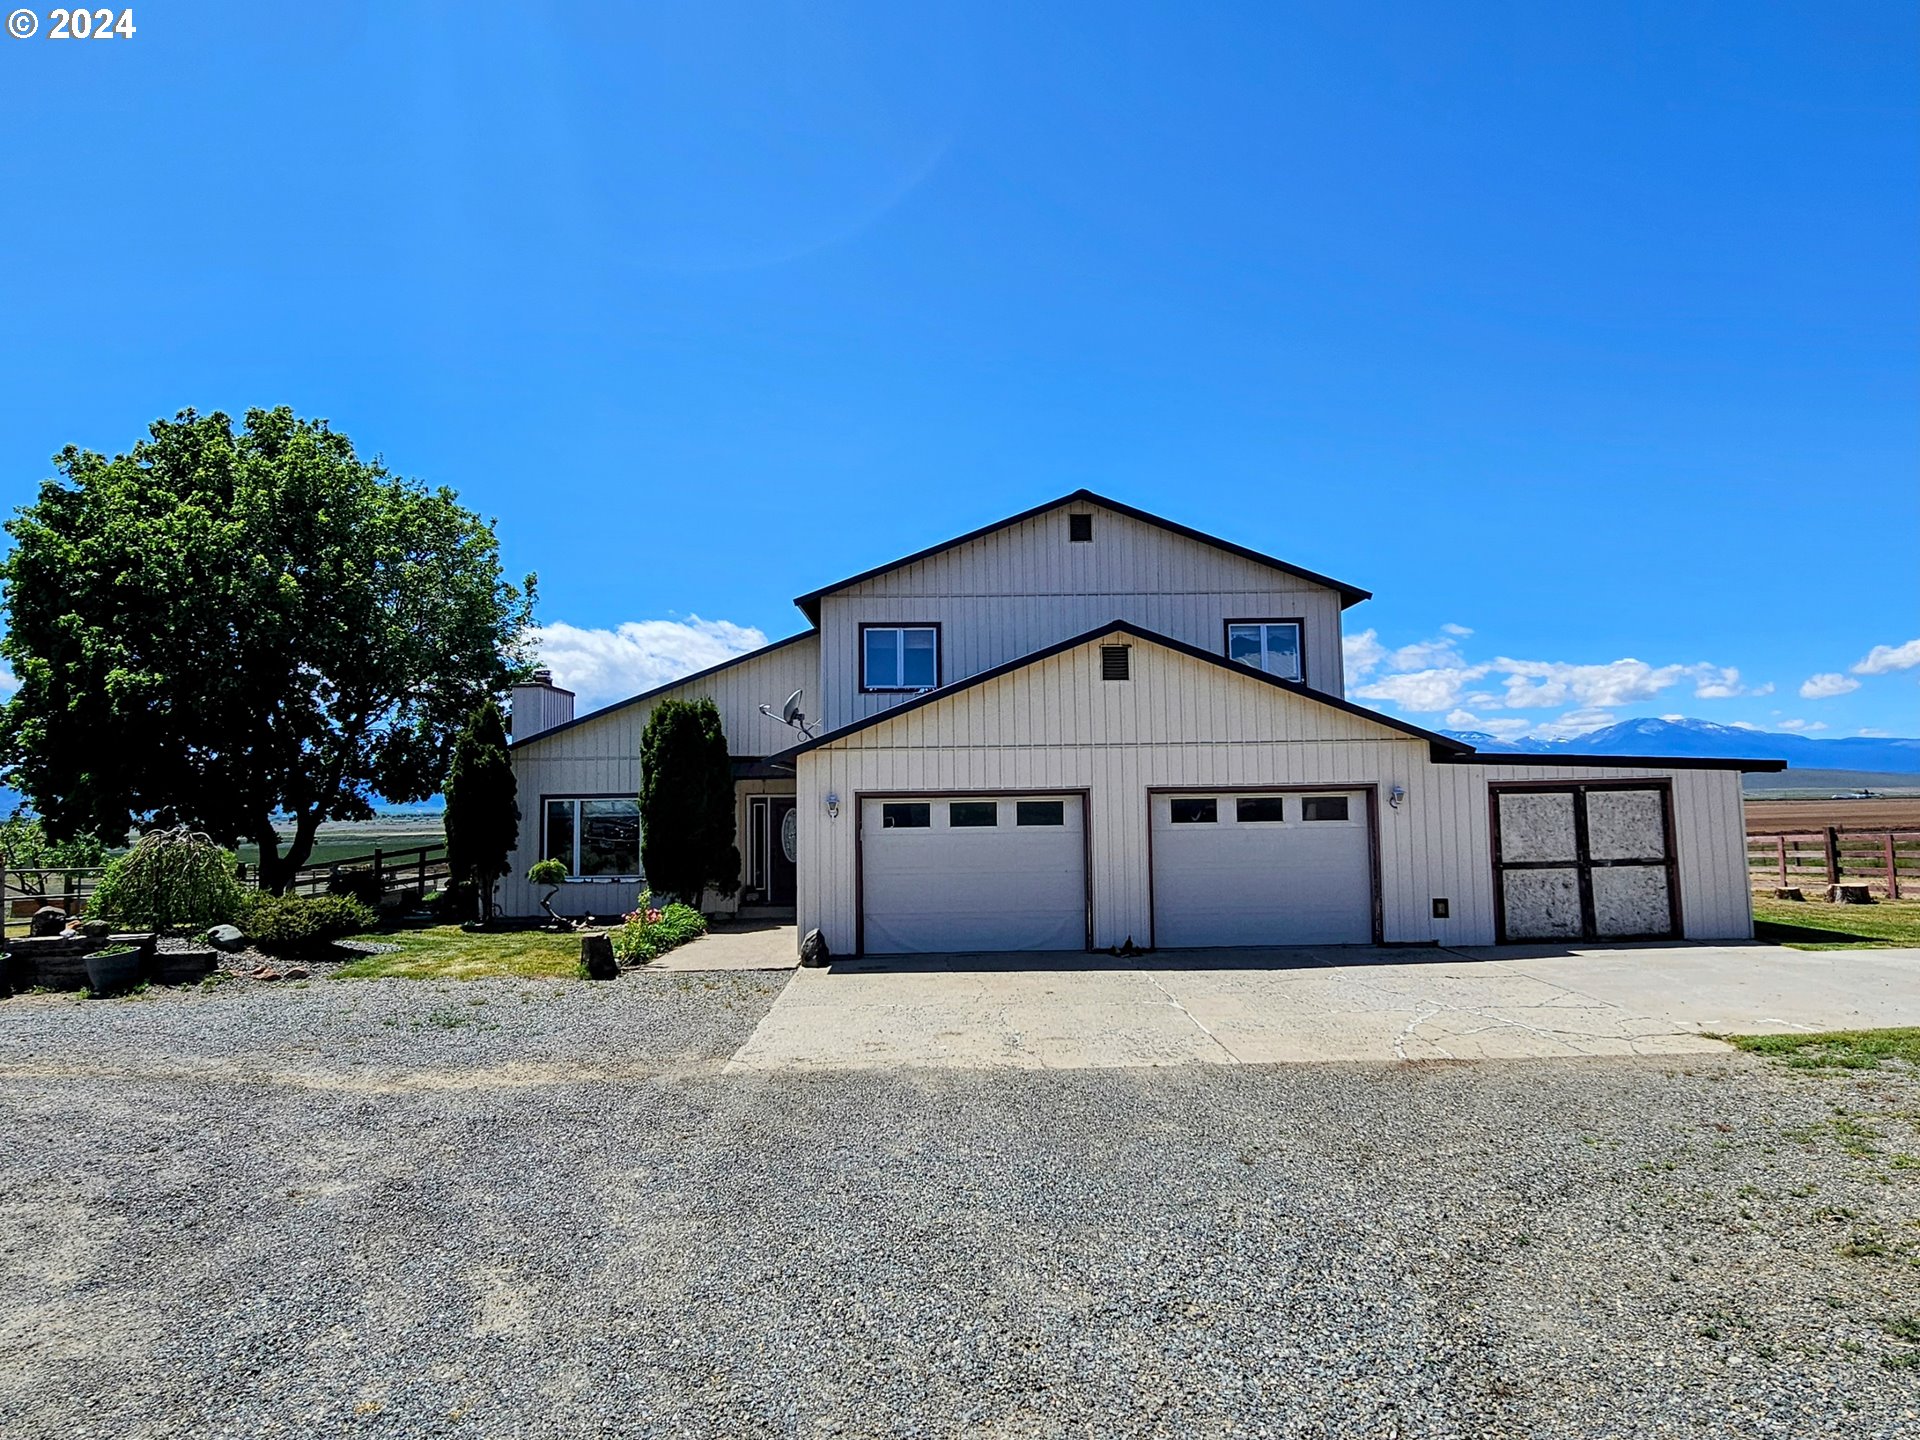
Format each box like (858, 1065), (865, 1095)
(1438, 718), (1920, 773)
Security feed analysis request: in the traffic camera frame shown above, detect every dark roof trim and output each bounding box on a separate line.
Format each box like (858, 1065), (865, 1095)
(510, 630), (817, 751)
(771, 620), (1468, 761)
(791, 489), (1372, 622)
(1436, 751), (1788, 774)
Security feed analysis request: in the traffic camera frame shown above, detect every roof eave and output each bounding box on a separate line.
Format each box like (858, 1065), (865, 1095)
(1433, 751), (1789, 774)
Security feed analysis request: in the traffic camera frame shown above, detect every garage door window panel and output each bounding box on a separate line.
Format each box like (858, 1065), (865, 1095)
(1171, 798), (1218, 824)
(1235, 797), (1286, 823)
(950, 802), (997, 828)
(882, 803), (931, 829)
(1301, 796), (1350, 823)
(1016, 801), (1065, 827)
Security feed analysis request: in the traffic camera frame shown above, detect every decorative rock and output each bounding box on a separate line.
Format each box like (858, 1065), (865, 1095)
(29, 906), (67, 937)
(282, 967), (310, 980)
(206, 925), (246, 951)
(799, 928), (832, 969)
(1827, 883), (1875, 905)
(1771, 887), (1804, 901)
(580, 932), (618, 981)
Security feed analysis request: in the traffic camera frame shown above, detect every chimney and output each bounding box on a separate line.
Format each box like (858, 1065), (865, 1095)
(511, 668), (575, 743)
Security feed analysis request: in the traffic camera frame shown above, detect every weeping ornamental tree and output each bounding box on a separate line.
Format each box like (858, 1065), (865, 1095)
(443, 698), (519, 922)
(0, 408), (536, 891)
(638, 698), (739, 907)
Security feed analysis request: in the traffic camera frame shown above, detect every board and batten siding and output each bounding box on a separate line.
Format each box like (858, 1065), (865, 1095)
(498, 634), (817, 918)
(794, 632), (1753, 952)
(817, 500), (1349, 730)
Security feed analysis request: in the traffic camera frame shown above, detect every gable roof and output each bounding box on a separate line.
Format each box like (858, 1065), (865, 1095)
(510, 629), (816, 751)
(791, 489), (1373, 623)
(771, 619), (1469, 761)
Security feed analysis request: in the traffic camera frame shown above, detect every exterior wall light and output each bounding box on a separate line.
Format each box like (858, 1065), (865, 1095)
(1388, 784), (1406, 810)
(825, 792), (840, 819)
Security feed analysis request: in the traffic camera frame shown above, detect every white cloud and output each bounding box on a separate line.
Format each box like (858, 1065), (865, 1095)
(1857, 727), (1891, 738)
(530, 616), (771, 707)
(1491, 658), (1695, 710)
(1854, 638), (1920, 675)
(1353, 665), (1490, 713)
(1751, 682), (1774, 697)
(1342, 628), (1388, 679)
(1799, 672), (1860, 699)
(1691, 666), (1746, 700)
(1439, 622), (1474, 638)
(0, 665), (15, 700)
(1775, 718), (1828, 733)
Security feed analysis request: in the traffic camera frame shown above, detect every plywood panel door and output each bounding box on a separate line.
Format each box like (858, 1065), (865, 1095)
(1492, 782), (1677, 942)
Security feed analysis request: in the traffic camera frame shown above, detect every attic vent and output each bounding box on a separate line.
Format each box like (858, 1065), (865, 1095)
(1101, 644), (1130, 681)
(1068, 512), (1093, 542)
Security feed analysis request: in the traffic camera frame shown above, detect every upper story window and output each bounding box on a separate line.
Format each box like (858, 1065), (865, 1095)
(862, 624), (939, 691)
(1226, 620), (1303, 681)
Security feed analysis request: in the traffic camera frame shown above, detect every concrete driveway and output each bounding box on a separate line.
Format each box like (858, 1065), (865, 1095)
(727, 941), (1920, 1070)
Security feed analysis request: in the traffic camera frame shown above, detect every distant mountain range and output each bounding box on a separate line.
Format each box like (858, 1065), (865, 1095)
(1440, 717), (1920, 774)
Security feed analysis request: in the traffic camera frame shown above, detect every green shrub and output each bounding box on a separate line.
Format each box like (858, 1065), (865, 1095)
(527, 858), (567, 887)
(608, 892), (707, 963)
(238, 893), (377, 954)
(326, 866), (384, 906)
(89, 827), (245, 932)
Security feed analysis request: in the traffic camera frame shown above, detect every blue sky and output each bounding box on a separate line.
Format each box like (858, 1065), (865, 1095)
(1, 2), (1914, 740)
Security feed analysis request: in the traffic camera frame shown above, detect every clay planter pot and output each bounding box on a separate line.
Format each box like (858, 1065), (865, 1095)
(83, 946), (143, 995)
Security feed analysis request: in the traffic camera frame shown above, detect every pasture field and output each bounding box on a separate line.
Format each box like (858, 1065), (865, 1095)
(1745, 796), (1920, 832)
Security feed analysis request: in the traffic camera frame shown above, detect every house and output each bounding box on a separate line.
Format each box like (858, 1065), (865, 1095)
(502, 492), (1782, 952)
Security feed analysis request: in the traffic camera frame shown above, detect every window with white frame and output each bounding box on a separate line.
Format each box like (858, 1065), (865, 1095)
(1226, 621), (1303, 680)
(544, 797), (641, 877)
(862, 625), (939, 690)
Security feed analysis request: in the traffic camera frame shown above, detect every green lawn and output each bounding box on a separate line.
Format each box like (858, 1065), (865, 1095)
(331, 926), (583, 981)
(1753, 896), (1920, 949)
(1723, 1027), (1920, 1071)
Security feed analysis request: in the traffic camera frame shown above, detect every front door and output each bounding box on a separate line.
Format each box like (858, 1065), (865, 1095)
(767, 797), (798, 907)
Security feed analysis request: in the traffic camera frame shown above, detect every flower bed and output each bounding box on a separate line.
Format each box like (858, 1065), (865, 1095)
(608, 892), (708, 965)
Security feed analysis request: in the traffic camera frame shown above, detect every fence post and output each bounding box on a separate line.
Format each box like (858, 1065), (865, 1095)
(1776, 835), (1787, 886)
(417, 848), (427, 894)
(372, 847), (384, 898)
(1886, 832), (1901, 901)
(1824, 827), (1841, 885)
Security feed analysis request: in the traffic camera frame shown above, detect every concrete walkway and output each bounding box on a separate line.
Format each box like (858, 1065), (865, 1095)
(726, 941), (1920, 1071)
(646, 921), (799, 973)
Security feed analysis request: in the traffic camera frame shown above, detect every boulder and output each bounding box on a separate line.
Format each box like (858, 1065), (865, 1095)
(29, 906), (67, 937)
(798, 928), (831, 969)
(206, 924), (246, 951)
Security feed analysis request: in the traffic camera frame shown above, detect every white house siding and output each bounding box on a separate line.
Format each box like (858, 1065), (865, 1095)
(498, 634), (817, 918)
(793, 632), (1754, 954)
(816, 500), (1349, 730)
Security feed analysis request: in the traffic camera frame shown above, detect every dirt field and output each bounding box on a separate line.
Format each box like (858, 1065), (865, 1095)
(1745, 797), (1920, 833)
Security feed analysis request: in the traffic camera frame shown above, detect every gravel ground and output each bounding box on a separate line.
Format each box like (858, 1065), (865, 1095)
(1, 975), (1917, 1439)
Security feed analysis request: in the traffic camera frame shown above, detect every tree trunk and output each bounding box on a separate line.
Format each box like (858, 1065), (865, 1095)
(250, 809), (324, 894)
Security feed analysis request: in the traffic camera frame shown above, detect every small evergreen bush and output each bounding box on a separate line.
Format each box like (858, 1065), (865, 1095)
(238, 893), (377, 954)
(89, 827), (245, 932)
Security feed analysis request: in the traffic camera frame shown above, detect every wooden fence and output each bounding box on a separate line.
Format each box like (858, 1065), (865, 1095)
(1747, 827), (1920, 899)
(3, 841), (450, 929)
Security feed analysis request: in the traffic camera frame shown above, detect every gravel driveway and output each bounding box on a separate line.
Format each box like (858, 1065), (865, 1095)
(2, 974), (1917, 1439)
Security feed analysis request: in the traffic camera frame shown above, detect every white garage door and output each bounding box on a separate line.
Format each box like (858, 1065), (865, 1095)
(861, 795), (1086, 954)
(1151, 790), (1373, 948)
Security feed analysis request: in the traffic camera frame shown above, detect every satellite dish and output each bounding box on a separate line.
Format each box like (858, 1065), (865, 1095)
(781, 689), (805, 726)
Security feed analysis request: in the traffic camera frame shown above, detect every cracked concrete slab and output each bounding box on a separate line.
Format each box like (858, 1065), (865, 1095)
(724, 942), (1920, 1071)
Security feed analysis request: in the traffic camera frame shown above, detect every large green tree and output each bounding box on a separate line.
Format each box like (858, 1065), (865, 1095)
(0, 407), (536, 891)
(443, 698), (519, 922)
(638, 698), (739, 906)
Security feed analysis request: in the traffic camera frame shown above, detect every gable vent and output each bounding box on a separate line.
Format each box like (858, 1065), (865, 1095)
(1068, 512), (1093, 542)
(1101, 644), (1131, 681)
